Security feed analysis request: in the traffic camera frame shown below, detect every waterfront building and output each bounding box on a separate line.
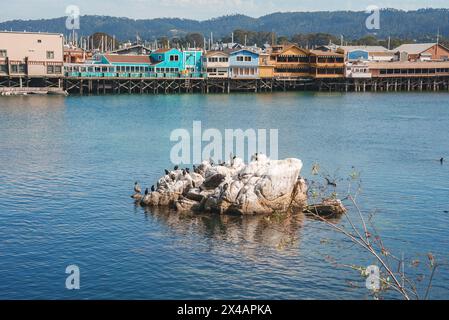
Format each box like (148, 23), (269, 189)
(270, 45), (310, 78)
(64, 46), (91, 64)
(0, 31), (64, 77)
(258, 52), (275, 78)
(337, 46), (394, 62)
(99, 54), (154, 76)
(368, 61), (449, 78)
(309, 50), (345, 78)
(150, 48), (184, 75)
(345, 61), (372, 78)
(183, 49), (203, 75)
(394, 43), (449, 62)
(202, 51), (230, 78)
(229, 49), (260, 78)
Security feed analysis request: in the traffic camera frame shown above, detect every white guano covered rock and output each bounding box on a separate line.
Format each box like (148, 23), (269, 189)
(136, 156), (308, 215)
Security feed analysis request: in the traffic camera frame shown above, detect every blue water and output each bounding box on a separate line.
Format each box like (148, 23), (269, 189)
(0, 92), (448, 300)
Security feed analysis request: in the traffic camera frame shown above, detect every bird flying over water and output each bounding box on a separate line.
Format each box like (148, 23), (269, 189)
(325, 177), (337, 187)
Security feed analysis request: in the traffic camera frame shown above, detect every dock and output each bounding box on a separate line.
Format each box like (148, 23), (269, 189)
(1, 75), (449, 95)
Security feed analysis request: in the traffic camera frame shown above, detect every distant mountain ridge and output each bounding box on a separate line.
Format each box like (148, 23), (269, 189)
(1, 9), (448, 41)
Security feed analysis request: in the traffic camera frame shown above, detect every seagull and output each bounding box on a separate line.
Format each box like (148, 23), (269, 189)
(325, 177), (337, 187)
(134, 182), (142, 194)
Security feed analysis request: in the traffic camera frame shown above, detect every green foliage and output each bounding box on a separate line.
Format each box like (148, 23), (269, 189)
(1, 9), (448, 43)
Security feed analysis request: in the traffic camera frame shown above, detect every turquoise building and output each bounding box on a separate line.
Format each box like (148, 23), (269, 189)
(150, 48), (184, 76)
(99, 54), (155, 77)
(183, 49), (203, 75)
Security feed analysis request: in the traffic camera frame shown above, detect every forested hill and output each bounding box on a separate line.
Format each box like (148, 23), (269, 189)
(0, 8), (448, 41)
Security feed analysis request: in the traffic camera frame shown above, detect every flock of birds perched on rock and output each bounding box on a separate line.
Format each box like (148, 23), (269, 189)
(132, 154), (247, 200)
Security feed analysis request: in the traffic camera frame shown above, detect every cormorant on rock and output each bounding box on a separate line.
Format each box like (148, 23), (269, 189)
(134, 182), (142, 194)
(151, 185), (155, 192)
(145, 188), (149, 196)
(325, 177), (337, 187)
(441, 158), (444, 165)
(174, 165), (179, 171)
(182, 169), (186, 176)
(186, 168), (190, 174)
(165, 169), (170, 175)
(233, 156), (237, 160)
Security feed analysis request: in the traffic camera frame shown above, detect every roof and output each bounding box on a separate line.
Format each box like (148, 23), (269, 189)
(152, 48), (174, 54)
(111, 44), (151, 53)
(309, 50), (344, 57)
(204, 51), (229, 57)
(0, 30), (63, 36)
(368, 61), (449, 69)
(338, 46), (391, 53)
(229, 48), (259, 56)
(394, 43), (436, 54)
(272, 44), (308, 56)
(103, 54), (152, 64)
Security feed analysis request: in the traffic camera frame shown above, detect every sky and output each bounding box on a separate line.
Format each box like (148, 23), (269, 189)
(1, 0), (449, 22)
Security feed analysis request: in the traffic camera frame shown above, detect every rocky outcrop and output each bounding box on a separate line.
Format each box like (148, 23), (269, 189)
(133, 155), (308, 215)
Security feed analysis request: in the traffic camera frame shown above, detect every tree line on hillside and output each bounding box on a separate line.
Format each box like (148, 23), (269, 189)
(1, 9), (449, 42)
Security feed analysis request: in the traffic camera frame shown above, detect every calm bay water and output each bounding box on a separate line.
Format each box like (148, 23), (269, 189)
(0, 92), (448, 300)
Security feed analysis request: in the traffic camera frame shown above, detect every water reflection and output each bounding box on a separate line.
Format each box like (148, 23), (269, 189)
(142, 206), (308, 250)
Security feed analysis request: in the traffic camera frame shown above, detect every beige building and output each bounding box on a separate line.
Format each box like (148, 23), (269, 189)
(202, 51), (230, 78)
(0, 31), (64, 77)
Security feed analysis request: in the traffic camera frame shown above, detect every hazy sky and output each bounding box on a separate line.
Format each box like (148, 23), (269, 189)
(1, 0), (448, 22)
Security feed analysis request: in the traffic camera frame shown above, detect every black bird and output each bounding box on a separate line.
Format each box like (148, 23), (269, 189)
(186, 168), (190, 174)
(325, 177), (337, 187)
(233, 156), (237, 160)
(134, 182), (142, 194)
(174, 165), (179, 171)
(151, 185), (155, 192)
(441, 158), (444, 165)
(165, 169), (170, 175)
(145, 188), (149, 196)
(182, 169), (186, 176)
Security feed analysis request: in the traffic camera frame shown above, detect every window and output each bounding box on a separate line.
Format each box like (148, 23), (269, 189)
(237, 56), (244, 62)
(0, 64), (8, 73)
(47, 65), (54, 74)
(54, 66), (62, 74)
(47, 51), (55, 59)
(169, 55), (179, 61)
(0, 50), (7, 58)
(37, 39), (42, 43)
(245, 56), (252, 62)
